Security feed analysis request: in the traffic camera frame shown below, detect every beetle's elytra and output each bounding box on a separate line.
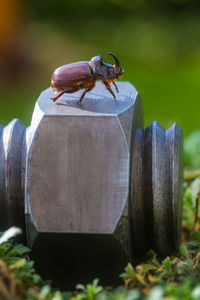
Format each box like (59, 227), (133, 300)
(51, 52), (123, 103)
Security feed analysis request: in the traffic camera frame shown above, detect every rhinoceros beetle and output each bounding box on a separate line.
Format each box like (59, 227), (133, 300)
(51, 52), (123, 103)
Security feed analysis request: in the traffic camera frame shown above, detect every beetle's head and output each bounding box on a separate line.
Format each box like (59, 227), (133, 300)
(89, 53), (123, 79)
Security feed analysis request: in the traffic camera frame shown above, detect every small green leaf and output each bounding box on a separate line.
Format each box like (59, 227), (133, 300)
(151, 257), (160, 267)
(120, 272), (129, 278)
(141, 264), (157, 271)
(7, 244), (30, 256)
(147, 249), (157, 259)
(124, 263), (135, 280)
(76, 284), (86, 291)
(180, 243), (190, 260)
(162, 257), (175, 277)
(9, 258), (26, 270)
(162, 257), (172, 271)
(39, 285), (51, 300)
(52, 291), (63, 300)
(148, 274), (161, 283)
(135, 273), (147, 286)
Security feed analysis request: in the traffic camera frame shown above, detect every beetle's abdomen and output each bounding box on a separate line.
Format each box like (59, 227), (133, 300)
(51, 62), (93, 90)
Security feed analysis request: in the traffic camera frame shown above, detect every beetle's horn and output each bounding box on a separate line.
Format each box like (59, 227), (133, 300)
(108, 52), (121, 75)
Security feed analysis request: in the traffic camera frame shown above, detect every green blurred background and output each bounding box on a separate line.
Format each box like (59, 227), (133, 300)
(1, 0), (200, 137)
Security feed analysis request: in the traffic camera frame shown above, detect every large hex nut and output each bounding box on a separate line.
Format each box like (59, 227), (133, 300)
(25, 81), (143, 286)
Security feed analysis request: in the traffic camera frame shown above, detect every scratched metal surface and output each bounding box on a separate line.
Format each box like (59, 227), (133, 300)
(26, 81), (139, 235)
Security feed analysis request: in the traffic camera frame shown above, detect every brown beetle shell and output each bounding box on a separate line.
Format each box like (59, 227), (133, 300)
(51, 61), (94, 93)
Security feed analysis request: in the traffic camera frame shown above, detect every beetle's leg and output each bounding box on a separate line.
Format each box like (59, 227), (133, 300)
(78, 89), (88, 104)
(51, 91), (66, 101)
(77, 83), (95, 104)
(112, 81), (119, 94)
(102, 81), (116, 100)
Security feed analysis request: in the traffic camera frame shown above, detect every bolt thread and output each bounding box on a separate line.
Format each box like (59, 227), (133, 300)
(0, 119), (26, 241)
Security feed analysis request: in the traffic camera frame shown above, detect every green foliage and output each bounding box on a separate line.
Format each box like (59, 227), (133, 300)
(117, 177), (200, 299)
(1, 177), (200, 299)
(72, 279), (103, 300)
(0, 241), (43, 287)
(184, 131), (200, 168)
(119, 240), (200, 299)
(120, 263), (136, 281)
(97, 288), (141, 300)
(0, 229), (70, 299)
(2, 3), (200, 137)
(182, 182), (196, 230)
(180, 243), (190, 260)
